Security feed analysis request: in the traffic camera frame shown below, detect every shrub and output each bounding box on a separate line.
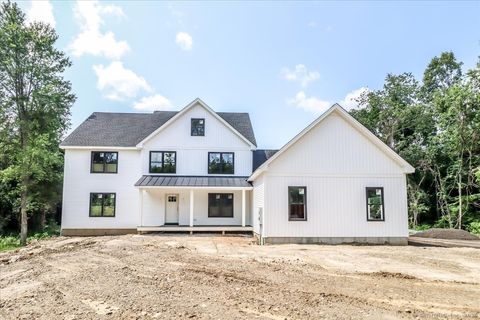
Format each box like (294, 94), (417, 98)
(467, 221), (480, 235)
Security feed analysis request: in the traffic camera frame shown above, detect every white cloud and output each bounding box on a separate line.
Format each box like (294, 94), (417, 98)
(281, 64), (320, 87)
(175, 32), (193, 51)
(93, 61), (152, 101)
(69, 1), (129, 60)
(133, 94), (173, 111)
(340, 87), (369, 110)
(288, 91), (331, 114)
(26, 0), (56, 28)
(288, 87), (370, 114)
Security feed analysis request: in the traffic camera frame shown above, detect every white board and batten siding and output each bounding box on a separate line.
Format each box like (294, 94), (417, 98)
(140, 103), (253, 176)
(257, 112), (409, 239)
(61, 149), (141, 229)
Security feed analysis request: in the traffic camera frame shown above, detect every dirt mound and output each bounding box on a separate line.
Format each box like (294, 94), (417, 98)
(412, 228), (479, 240)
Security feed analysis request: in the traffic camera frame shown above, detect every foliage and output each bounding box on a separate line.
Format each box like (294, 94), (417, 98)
(351, 51), (480, 230)
(467, 222), (480, 235)
(0, 220), (60, 251)
(0, 1), (75, 244)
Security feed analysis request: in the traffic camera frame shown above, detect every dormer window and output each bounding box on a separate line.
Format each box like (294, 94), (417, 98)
(191, 118), (205, 136)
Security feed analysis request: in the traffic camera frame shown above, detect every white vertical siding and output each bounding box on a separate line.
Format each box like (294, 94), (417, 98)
(62, 149), (141, 229)
(141, 103), (253, 176)
(252, 175), (265, 235)
(260, 112), (409, 239)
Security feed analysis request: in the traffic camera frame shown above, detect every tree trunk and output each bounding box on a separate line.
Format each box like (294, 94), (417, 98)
(458, 178), (462, 229)
(20, 184), (28, 246)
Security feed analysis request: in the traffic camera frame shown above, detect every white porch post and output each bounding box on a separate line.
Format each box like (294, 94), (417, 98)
(241, 189), (246, 227)
(189, 189), (194, 227)
(139, 189), (144, 227)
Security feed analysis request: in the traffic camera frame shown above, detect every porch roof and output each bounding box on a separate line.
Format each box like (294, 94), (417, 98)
(134, 175), (252, 188)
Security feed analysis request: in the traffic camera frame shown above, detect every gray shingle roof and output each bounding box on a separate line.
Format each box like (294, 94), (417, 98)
(252, 149), (279, 171)
(135, 175), (252, 188)
(61, 111), (257, 147)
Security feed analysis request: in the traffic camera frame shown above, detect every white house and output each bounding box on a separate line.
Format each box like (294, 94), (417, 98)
(60, 98), (414, 245)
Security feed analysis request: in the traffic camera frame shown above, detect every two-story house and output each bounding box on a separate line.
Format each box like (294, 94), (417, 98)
(60, 98), (414, 245)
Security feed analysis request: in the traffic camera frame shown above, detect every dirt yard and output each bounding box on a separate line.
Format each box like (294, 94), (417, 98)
(1, 235), (479, 320)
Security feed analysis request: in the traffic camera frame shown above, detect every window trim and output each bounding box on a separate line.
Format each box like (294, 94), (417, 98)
(288, 186), (307, 221)
(207, 152), (235, 175)
(366, 187), (385, 222)
(90, 151), (118, 174)
(208, 193), (234, 218)
(89, 192), (116, 217)
(149, 151), (177, 174)
(191, 118), (205, 136)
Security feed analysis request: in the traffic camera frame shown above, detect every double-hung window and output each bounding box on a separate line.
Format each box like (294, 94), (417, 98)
(288, 186), (307, 221)
(366, 187), (385, 221)
(150, 151), (176, 173)
(208, 193), (234, 217)
(91, 152), (118, 173)
(208, 152), (234, 174)
(89, 193), (116, 217)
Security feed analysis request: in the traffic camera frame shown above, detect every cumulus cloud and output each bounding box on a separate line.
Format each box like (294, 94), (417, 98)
(69, 1), (129, 60)
(340, 87), (369, 110)
(93, 61), (152, 101)
(133, 94), (173, 111)
(288, 87), (369, 114)
(175, 32), (193, 51)
(281, 64), (320, 87)
(288, 91), (331, 114)
(26, 0), (56, 27)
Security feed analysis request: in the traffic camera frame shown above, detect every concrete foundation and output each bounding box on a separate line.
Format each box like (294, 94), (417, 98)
(261, 236), (408, 245)
(61, 228), (137, 236)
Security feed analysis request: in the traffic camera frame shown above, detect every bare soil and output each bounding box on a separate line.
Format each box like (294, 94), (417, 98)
(1, 234), (479, 320)
(411, 228), (480, 240)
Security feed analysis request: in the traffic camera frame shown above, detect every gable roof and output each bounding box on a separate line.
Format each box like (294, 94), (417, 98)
(60, 100), (257, 148)
(248, 104), (415, 181)
(136, 98), (256, 148)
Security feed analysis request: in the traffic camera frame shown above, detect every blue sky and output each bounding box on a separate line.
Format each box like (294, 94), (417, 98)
(21, 1), (480, 148)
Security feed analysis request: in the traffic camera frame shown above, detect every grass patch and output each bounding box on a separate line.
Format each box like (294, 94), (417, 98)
(0, 221), (61, 252)
(0, 236), (20, 252)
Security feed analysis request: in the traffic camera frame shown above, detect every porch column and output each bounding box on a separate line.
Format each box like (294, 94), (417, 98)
(189, 189), (194, 227)
(138, 189), (144, 227)
(241, 189), (246, 227)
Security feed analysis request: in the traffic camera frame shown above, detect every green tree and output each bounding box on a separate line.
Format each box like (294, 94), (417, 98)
(0, 1), (75, 245)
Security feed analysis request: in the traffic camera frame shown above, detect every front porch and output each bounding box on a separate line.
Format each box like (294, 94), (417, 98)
(135, 175), (253, 231)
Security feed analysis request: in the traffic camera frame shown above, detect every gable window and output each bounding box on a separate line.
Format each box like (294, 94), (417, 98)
(91, 152), (118, 173)
(150, 151), (176, 173)
(191, 118), (205, 136)
(208, 152), (234, 174)
(89, 193), (116, 217)
(366, 187), (384, 221)
(288, 186), (307, 221)
(208, 193), (234, 217)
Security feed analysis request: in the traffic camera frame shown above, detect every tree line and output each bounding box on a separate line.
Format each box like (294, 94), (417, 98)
(351, 52), (480, 232)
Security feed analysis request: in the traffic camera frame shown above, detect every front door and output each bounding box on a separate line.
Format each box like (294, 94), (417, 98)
(165, 194), (179, 224)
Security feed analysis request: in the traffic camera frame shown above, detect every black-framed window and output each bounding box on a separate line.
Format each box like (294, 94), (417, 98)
(366, 187), (385, 221)
(288, 186), (307, 221)
(208, 193), (234, 217)
(208, 152), (234, 174)
(89, 193), (116, 217)
(191, 118), (205, 136)
(91, 152), (118, 173)
(149, 151), (176, 173)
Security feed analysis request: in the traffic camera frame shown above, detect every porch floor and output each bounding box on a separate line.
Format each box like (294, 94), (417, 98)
(137, 225), (253, 234)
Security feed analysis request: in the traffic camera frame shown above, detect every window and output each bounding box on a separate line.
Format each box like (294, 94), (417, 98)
(191, 118), (205, 136)
(89, 193), (116, 217)
(91, 152), (118, 173)
(208, 193), (234, 217)
(288, 186), (307, 221)
(208, 152), (234, 174)
(366, 187), (384, 221)
(149, 151), (176, 173)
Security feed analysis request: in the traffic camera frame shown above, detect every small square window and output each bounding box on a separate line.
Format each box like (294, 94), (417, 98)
(191, 118), (205, 136)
